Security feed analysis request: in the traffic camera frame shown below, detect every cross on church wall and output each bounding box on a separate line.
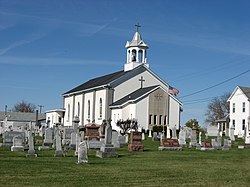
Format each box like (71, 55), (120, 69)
(139, 76), (145, 89)
(154, 93), (163, 101)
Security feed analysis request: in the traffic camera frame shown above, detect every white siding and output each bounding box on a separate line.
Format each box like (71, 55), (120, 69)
(169, 96), (180, 130)
(229, 88), (250, 136)
(64, 97), (73, 126)
(135, 97), (148, 130)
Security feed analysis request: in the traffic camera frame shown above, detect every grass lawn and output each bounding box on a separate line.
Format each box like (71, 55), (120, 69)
(0, 137), (250, 187)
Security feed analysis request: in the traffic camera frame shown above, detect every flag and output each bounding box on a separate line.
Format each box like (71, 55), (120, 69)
(169, 86), (179, 96)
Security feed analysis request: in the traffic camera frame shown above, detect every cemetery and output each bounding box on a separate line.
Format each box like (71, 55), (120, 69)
(0, 121), (250, 187)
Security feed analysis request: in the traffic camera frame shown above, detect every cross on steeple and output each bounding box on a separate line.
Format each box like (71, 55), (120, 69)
(135, 22), (141, 32)
(139, 76), (145, 88)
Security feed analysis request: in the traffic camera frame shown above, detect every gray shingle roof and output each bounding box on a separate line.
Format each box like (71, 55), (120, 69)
(110, 85), (159, 107)
(239, 86), (250, 99)
(64, 70), (129, 95)
(0, 112), (45, 122)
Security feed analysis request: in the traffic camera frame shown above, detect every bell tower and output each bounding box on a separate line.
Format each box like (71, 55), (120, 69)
(124, 23), (149, 72)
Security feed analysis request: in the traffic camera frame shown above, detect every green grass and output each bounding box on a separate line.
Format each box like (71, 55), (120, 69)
(0, 137), (250, 187)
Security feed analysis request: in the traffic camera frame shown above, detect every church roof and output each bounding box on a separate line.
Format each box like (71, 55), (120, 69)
(63, 70), (129, 95)
(0, 112), (45, 122)
(110, 85), (159, 107)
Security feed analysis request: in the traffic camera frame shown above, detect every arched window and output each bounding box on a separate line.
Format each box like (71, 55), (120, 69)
(132, 49), (136, 61)
(67, 104), (70, 121)
(99, 98), (102, 118)
(138, 50), (143, 62)
(87, 100), (90, 119)
(77, 102), (80, 117)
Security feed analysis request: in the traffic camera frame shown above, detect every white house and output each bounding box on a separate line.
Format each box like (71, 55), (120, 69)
(227, 86), (250, 141)
(62, 25), (182, 132)
(45, 109), (65, 128)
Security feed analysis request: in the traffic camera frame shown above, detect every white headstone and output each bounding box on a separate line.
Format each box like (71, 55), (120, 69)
(78, 141), (88, 164)
(178, 129), (186, 146)
(148, 130), (152, 137)
(171, 126), (177, 139)
(54, 130), (64, 157)
(44, 128), (53, 145)
(27, 130), (37, 157)
(199, 132), (202, 145)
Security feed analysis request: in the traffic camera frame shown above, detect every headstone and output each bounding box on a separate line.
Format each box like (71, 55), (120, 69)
(44, 128), (53, 146)
(3, 131), (25, 146)
(222, 139), (231, 151)
(75, 133), (82, 156)
(200, 140), (214, 151)
(171, 126), (177, 139)
(229, 127), (235, 141)
(77, 141), (88, 164)
(152, 132), (158, 141)
(85, 123), (102, 149)
(26, 130), (37, 157)
(69, 132), (76, 150)
(11, 136), (24, 151)
(62, 128), (74, 145)
(142, 132), (145, 140)
(178, 129), (186, 146)
(96, 123), (118, 158)
(54, 130), (64, 157)
(166, 126), (171, 138)
(159, 138), (182, 151)
(112, 131), (120, 148)
(211, 139), (217, 150)
(216, 135), (222, 150)
(128, 132), (144, 151)
(118, 134), (127, 146)
(148, 130), (152, 137)
(198, 132), (202, 145)
(190, 131), (197, 147)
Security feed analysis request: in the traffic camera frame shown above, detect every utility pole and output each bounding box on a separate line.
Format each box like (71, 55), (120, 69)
(38, 105), (44, 113)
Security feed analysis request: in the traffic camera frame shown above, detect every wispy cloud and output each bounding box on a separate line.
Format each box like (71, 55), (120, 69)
(0, 56), (120, 66)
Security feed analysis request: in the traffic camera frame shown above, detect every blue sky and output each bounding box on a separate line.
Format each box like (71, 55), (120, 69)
(0, 0), (250, 126)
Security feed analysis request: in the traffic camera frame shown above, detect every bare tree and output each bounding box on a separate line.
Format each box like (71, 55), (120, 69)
(205, 92), (230, 126)
(116, 119), (138, 135)
(13, 100), (36, 113)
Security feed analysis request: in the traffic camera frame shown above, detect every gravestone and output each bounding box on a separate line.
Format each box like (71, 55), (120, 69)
(54, 131), (64, 157)
(11, 136), (24, 151)
(200, 140), (214, 151)
(112, 131), (120, 148)
(148, 130), (152, 137)
(75, 132), (82, 157)
(3, 131), (25, 146)
(222, 139), (231, 151)
(118, 134), (127, 146)
(178, 129), (186, 146)
(159, 138), (182, 151)
(77, 141), (88, 164)
(216, 135), (222, 150)
(211, 139), (218, 150)
(142, 132), (145, 140)
(26, 130), (37, 157)
(171, 126), (177, 139)
(152, 132), (158, 141)
(198, 132), (202, 145)
(44, 128), (53, 146)
(85, 123), (102, 149)
(229, 127), (235, 141)
(69, 132), (76, 150)
(166, 126), (171, 138)
(128, 132), (144, 151)
(62, 128), (74, 145)
(96, 123), (118, 158)
(190, 132), (197, 147)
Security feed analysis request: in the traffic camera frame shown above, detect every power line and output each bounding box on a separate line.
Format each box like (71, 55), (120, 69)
(179, 69), (250, 99)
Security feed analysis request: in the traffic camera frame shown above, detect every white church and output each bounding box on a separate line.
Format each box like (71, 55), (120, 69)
(61, 25), (182, 131)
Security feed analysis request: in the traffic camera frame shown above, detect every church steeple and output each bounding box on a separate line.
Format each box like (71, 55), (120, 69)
(124, 23), (149, 72)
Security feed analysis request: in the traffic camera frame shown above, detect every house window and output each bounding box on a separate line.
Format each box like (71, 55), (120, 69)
(232, 103), (235, 113)
(243, 102), (245, 113)
(154, 115), (157, 125)
(99, 98), (102, 118)
(87, 100), (90, 119)
(232, 120), (235, 128)
(67, 104), (70, 121)
(58, 117), (61, 123)
(78, 102), (80, 117)
(242, 119), (245, 130)
(149, 114), (152, 125)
